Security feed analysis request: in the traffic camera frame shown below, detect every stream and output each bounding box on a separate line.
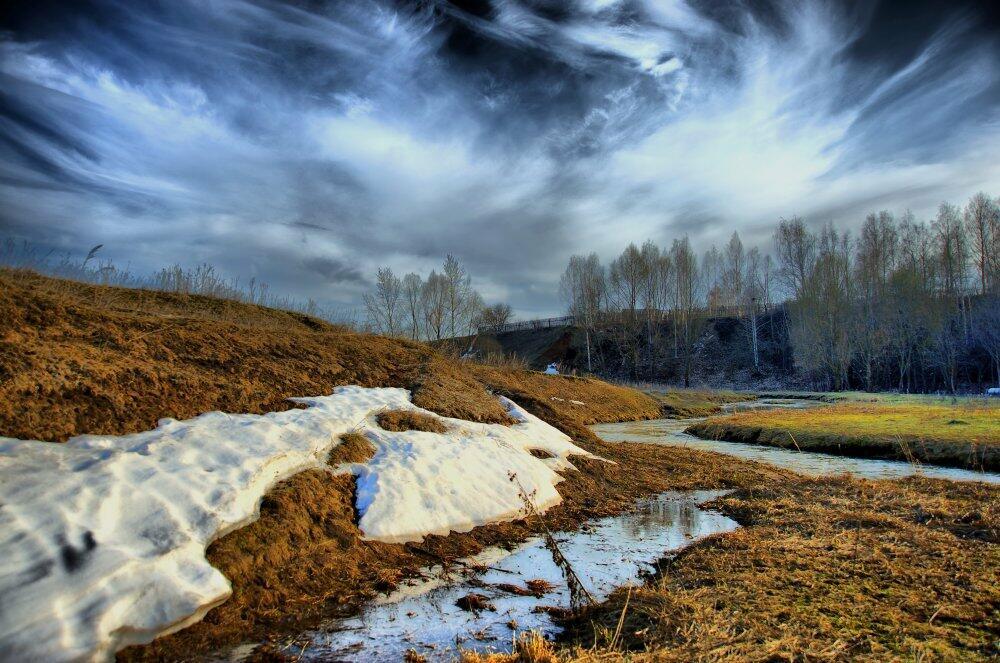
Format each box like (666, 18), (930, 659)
(228, 399), (995, 661)
(246, 490), (737, 661)
(592, 399), (1000, 485)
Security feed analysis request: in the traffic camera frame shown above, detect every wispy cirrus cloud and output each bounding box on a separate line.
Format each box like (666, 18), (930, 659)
(1, 0), (998, 315)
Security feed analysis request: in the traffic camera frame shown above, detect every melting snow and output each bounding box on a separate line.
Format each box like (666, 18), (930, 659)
(0, 386), (590, 662)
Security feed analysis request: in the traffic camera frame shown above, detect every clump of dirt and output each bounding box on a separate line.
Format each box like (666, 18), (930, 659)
(493, 579), (558, 598)
(376, 409), (449, 433)
(327, 432), (376, 465)
(494, 583), (535, 596)
(525, 579), (557, 596)
(528, 449), (556, 459)
(456, 593), (496, 613)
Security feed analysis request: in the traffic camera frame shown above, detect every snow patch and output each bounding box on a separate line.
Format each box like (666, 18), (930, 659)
(0, 387), (591, 661)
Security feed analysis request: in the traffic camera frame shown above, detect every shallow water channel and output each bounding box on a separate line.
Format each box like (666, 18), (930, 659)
(592, 399), (1000, 485)
(265, 490), (737, 661)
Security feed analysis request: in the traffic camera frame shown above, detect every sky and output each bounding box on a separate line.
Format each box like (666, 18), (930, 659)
(2, 0), (999, 317)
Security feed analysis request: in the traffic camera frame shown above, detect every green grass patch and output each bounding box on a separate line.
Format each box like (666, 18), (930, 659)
(755, 390), (993, 406)
(687, 402), (1000, 470)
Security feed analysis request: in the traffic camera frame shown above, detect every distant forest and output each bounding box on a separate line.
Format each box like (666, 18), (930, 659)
(558, 193), (1000, 393)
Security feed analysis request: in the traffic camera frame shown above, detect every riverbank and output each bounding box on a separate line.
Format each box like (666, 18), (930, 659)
(686, 402), (1000, 470)
(620, 383), (751, 418)
(556, 473), (999, 662)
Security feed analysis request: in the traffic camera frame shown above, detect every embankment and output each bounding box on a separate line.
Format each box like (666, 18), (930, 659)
(686, 403), (1000, 471)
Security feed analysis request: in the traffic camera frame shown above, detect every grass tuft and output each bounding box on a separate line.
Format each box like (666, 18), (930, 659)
(375, 410), (449, 433)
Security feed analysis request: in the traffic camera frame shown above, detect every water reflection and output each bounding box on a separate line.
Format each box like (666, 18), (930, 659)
(282, 491), (737, 662)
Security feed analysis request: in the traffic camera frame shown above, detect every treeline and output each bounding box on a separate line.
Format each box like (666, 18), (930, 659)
(560, 192), (1000, 392)
(363, 255), (512, 341)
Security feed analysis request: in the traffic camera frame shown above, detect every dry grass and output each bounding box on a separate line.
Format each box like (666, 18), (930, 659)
(639, 386), (749, 418)
(459, 632), (560, 663)
(326, 432), (376, 465)
(0, 269), (516, 442)
(375, 409), (449, 433)
(558, 475), (1000, 662)
(687, 402), (1000, 470)
(469, 364), (663, 427)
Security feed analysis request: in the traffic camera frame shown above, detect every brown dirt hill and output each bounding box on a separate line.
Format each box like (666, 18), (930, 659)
(0, 269), (661, 443)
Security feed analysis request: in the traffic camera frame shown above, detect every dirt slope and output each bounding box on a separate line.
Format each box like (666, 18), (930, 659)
(0, 269), (660, 442)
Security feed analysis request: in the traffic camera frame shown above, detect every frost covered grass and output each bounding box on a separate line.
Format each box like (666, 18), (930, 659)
(687, 402), (1000, 470)
(0, 387), (590, 661)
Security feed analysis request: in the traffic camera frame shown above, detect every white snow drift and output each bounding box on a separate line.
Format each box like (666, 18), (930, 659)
(0, 386), (591, 662)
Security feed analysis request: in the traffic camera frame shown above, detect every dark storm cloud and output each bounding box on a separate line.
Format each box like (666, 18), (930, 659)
(302, 256), (366, 284)
(1, 0), (999, 315)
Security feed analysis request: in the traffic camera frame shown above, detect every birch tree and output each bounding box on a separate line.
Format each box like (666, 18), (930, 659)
(363, 267), (403, 336)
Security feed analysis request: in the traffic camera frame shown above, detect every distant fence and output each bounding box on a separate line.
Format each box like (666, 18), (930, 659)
(478, 304), (776, 336)
(484, 315), (576, 334)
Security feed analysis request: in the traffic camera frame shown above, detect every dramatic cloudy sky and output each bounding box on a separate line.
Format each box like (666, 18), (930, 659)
(2, 1), (999, 315)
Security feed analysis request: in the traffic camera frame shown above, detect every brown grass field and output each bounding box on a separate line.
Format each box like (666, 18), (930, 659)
(687, 402), (1000, 470)
(2, 269), (998, 662)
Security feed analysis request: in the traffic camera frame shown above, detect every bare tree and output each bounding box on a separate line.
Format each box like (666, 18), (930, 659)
(701, 245), (723, 315)
(443, 254), (472, 337)
(560, 253), (606, 371)
(722, 231), (746, 313)
(402, 272), (423, 340)
(774, 216), (816, 299)
(964, 192), (999, 295)
(477, 303), (514, 334)
(608, 243), (646, 320)
(421, 270), (448, 341)
(788, 224), (854, 390)
(462, 289), (485, 336)
(934, 202), (969, 298)
(670, 237), (701, 387)
(854, 211), (898, 389)
(363, 267), (403, 336)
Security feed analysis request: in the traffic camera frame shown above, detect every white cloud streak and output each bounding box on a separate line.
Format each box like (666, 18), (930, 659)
(1, 0), (998, 316)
